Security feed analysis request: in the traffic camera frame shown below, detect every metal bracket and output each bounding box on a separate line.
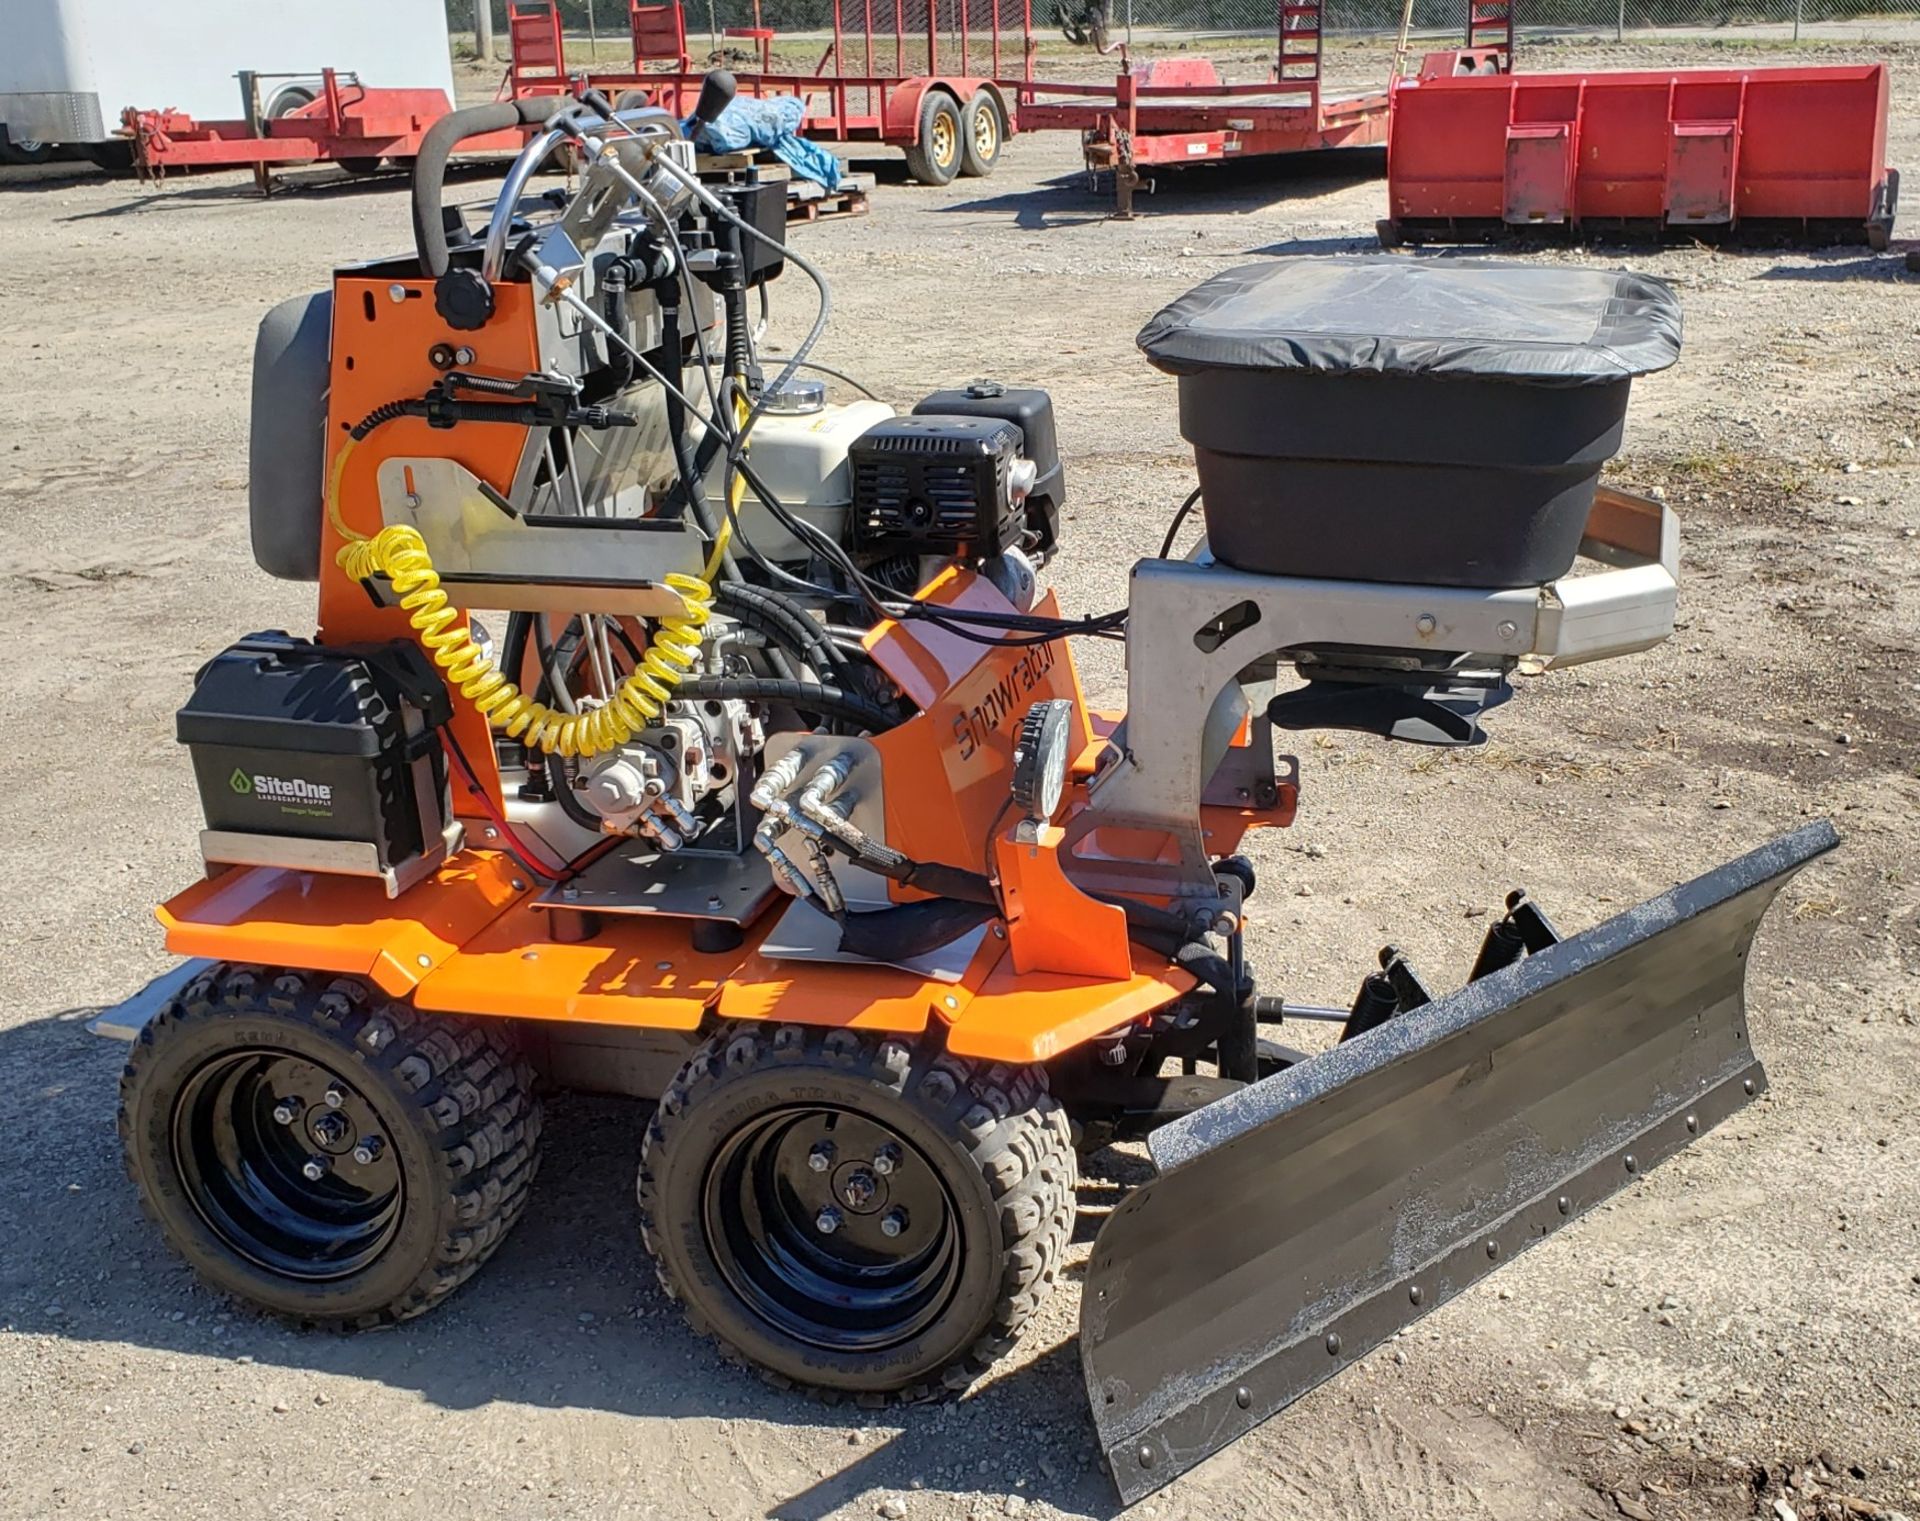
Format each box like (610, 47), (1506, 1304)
(199, 820), (463, 900)
(375, 457), (704, 617)
(1074, 491), (1678, 897)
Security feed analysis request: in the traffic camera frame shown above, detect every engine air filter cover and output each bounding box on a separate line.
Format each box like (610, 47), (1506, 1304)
(1138, 259), (1683, 588)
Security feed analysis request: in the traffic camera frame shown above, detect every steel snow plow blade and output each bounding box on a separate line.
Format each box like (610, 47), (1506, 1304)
(1082, 822), (1837, 1503)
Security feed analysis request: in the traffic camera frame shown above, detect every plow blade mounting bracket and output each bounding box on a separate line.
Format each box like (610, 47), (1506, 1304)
(1080, 821), (1838, 1503)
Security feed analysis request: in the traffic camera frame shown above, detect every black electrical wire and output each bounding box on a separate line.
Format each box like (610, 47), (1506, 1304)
(756, 355), (881, 401)
(542, 751), (606, 833)
(728, 454), (1128, 647)
(440, 728), (567, 880)
(1159, 485), (1204, 559)
(501, 611), (532, 694)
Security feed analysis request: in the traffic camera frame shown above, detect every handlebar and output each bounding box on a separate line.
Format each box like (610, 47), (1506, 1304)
(412, 69), (739, 285)
(410, 96), (568, 278)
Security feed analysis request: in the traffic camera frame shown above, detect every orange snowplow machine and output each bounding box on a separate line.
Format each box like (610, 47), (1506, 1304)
(102, 78), (1835, 1503)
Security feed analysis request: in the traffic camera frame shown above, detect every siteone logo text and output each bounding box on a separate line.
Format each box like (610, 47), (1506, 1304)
(232, 768), (333, 804)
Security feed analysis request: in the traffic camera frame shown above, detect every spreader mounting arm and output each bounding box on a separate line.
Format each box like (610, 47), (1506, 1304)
(1075, 489), (1678, 898)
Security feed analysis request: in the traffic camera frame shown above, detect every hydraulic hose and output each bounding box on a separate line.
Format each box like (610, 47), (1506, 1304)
(673, 675), (894, 734)
(715, 582), (845, 676)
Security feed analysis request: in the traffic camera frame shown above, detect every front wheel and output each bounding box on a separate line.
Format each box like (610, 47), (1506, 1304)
(119, 963), (541, 1327)
(640, 1024), (1075, 1398)
(960, 91), (1003, 178)
(903, 91), (964, 187)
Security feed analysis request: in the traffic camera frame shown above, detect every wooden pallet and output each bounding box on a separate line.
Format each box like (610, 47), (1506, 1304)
(785, 171), (872, 222)
(694, 152), (873, 223)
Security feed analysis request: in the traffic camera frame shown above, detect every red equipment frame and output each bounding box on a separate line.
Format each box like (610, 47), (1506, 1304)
(1383, 58), (1898, 246)
(121, 69), (521, 189)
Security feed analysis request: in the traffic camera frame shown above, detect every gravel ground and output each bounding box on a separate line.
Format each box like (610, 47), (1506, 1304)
(0, 34), (1916, 1521)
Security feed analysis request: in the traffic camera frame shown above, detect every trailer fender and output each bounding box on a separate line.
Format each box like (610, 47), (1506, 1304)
(884, 78), (973, 140)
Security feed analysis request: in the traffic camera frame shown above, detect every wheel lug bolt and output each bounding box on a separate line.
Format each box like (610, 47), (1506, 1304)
(271, 1097), (304, 1126)
(807, 1141), (835, 1173)
(323, 1086), (347, 1110)
(301, 1156), (330, 1182)
(871, 1143), (901, 1176)
(880, 1208), (909, 1238)
(814, 1206), (842, 1235)
(351, 1136), (385, 1166)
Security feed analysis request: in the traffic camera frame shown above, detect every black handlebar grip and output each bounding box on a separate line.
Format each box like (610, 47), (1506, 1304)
(692, 70), (737, 128)
(411, 95), (571, 279)
(580, 87), (616, 120)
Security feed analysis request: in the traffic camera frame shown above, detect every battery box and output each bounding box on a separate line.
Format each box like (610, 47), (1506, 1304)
(176, 633), (456, 895)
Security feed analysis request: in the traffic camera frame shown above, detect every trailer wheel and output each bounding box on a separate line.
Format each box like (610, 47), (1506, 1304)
(118, 963), (541, 1328)
(960, 92), (1003, 178)
(338, 158), (387, 177)
(266, 87), (316, 120)
(640, 1024), (1075, 1397)
(0, 130), (53, 166)
(904, 91), (963, 187)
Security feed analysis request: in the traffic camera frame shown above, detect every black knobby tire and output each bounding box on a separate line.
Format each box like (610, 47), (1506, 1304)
(903, 91), (964, 187)
(639, 1024), (1075, 1398)
(959, 91), (1003, 179)
(119, 963), (541, 1328)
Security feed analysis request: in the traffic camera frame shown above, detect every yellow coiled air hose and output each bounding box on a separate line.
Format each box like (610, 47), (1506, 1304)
(324, 406), (742, 760)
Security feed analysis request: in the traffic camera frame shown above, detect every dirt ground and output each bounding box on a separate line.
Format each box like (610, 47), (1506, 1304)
(1, 33), (1917, 1521)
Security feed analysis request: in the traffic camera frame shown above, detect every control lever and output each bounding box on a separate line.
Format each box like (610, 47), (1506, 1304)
(691, 70), (737, 132)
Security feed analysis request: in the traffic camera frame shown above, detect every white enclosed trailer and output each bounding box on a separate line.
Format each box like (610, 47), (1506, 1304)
(0, 0), (457, 162)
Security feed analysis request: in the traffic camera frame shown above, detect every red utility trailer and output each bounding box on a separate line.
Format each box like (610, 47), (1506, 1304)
(507, 0), (1475, 213)
(1382, 56), (1898, 246)
(505, 0), (1020, 186)
(1013, 0), (1479, 218)
(122, 69), (521, 189)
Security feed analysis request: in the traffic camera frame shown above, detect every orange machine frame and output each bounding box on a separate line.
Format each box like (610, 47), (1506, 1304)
(158, 265), (1293, 1067)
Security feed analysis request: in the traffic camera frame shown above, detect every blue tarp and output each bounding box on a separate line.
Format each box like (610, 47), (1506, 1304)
(688, 95), (841, 192)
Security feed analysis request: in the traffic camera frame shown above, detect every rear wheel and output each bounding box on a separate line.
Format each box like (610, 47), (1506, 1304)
(960, 91), (1003, 178)
(640, 1024), (1075, 1397)
(903, 91), (963, 187)
(119, 963), (540, 1327)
